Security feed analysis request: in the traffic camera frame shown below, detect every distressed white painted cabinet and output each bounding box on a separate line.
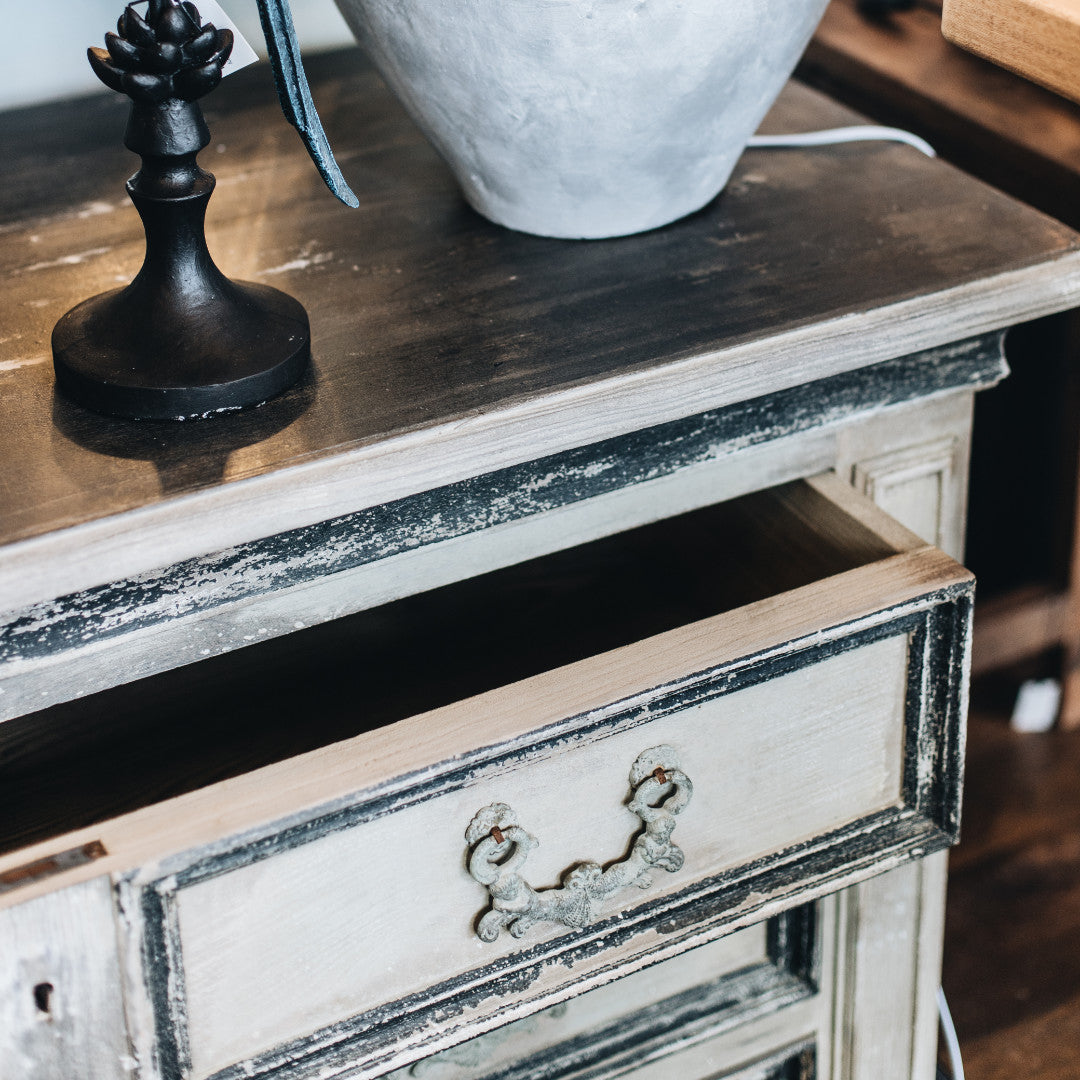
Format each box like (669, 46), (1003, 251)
(4, 50), (1080, 1080)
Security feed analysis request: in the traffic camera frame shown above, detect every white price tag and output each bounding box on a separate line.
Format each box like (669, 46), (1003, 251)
(129, 0), (259, 76)
(190, 0), (260, 75)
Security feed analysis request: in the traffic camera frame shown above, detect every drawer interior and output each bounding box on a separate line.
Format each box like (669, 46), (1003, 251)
(0, 478), (905, 856)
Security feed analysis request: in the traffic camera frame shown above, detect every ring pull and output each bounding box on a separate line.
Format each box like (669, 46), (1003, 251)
(465, 745), (693, 942)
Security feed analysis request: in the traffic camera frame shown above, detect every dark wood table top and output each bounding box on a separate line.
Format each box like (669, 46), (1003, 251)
(2, 47), (1080, 611)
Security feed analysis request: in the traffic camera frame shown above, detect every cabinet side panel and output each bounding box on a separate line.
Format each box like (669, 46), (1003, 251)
(911, 852), (948, 1080)
(835, 858), (948, 1080)
(0, 876), (129, 1080)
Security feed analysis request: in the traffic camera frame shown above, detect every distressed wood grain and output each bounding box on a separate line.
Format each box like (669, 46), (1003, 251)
(0, 474), (959, 874)
(0, 547), (969, 906)
(0, 474), (917, 852)
(0, 477), (972, 1080)
(0, 50), (1075, 618)
(0, 47), (1020, 1080)
(0, 338), (1000, 724)
(173, 639), (903, 1078)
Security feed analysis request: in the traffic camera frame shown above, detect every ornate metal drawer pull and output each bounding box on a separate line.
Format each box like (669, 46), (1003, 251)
(466, 746), (693, 942)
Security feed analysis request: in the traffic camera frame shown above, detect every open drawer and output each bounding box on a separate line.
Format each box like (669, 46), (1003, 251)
(0, 473), (971, 1080)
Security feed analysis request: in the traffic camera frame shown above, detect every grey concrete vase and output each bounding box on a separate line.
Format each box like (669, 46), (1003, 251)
(333, 0), (830, 239)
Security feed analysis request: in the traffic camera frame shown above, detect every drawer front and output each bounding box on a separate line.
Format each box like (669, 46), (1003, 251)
(127, 591), (966, 1077)
(0, 476), (971, 1080)
(171, 633), (904, 1080)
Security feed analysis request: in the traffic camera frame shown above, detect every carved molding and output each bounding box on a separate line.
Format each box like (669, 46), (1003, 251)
(851, 436), (960, 552)
(466, 746), (693, 942)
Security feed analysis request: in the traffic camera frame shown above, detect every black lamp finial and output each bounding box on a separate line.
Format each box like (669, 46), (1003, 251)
(52, 0), (313, 420)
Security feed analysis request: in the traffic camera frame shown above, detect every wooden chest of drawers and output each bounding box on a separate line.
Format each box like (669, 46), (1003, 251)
(3, 48), (1080, 1080)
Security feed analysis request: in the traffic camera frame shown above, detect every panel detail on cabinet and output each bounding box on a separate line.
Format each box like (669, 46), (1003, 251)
(852, 437), (965, 556)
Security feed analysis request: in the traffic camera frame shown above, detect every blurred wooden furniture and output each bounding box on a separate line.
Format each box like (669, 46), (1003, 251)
(801, 0), (1080, 727)
(943, 0), (1080, 105)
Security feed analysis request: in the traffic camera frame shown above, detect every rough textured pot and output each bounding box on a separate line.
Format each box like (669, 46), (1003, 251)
(332, 0), (830, 239)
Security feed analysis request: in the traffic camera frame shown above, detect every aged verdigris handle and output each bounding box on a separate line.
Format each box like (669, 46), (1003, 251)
(466, 746), (693, 942)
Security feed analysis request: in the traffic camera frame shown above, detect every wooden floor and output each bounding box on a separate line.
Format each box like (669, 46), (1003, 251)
(944, 686), (1080, 1079)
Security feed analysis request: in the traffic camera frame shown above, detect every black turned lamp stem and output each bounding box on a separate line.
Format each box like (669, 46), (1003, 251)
(53, 0), (311, 421)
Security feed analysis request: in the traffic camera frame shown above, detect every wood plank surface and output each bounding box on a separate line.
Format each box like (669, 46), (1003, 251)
(943, 0), (1080, 105)
(1, 49), (1077, 614)
(944, 703), (1080, 1080)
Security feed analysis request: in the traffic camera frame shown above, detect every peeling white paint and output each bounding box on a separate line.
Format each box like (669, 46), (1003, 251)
(261, 251), (334, 276)
(17, 247), (112, 274)
(76, 201), (121, 219)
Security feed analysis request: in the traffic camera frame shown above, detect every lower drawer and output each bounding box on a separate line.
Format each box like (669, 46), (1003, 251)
(389, 910), (817, 1080)
(0, 473), (971, 1080)
(387, 913), (808, 1080)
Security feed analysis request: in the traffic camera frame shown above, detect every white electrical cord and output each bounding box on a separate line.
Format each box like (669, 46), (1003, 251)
(938, 987), (966, 1080)
(747, 124), (936, 158)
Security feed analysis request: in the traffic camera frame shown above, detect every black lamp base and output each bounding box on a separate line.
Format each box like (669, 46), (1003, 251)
(70, 8), (325, 422)
(53, 278), (310, 421)
(53, 174), (311, 421)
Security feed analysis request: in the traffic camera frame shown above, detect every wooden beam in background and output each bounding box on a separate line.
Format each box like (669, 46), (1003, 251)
(944, 0), (1080, 106)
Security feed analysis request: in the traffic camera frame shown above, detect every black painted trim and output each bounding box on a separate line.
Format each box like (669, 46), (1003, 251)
(222, 918), (819, 1080)
(767, 902), (818, 992)
(152, 808), (922, 1080)
(163, 602), (954, 891)
(767, 1043), (817, 1080)
(1, 333), (1003, 668)
(138, 884), (190, 1080)
(132, 585), (970, 1080)
(469, 964), (816, 1080)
